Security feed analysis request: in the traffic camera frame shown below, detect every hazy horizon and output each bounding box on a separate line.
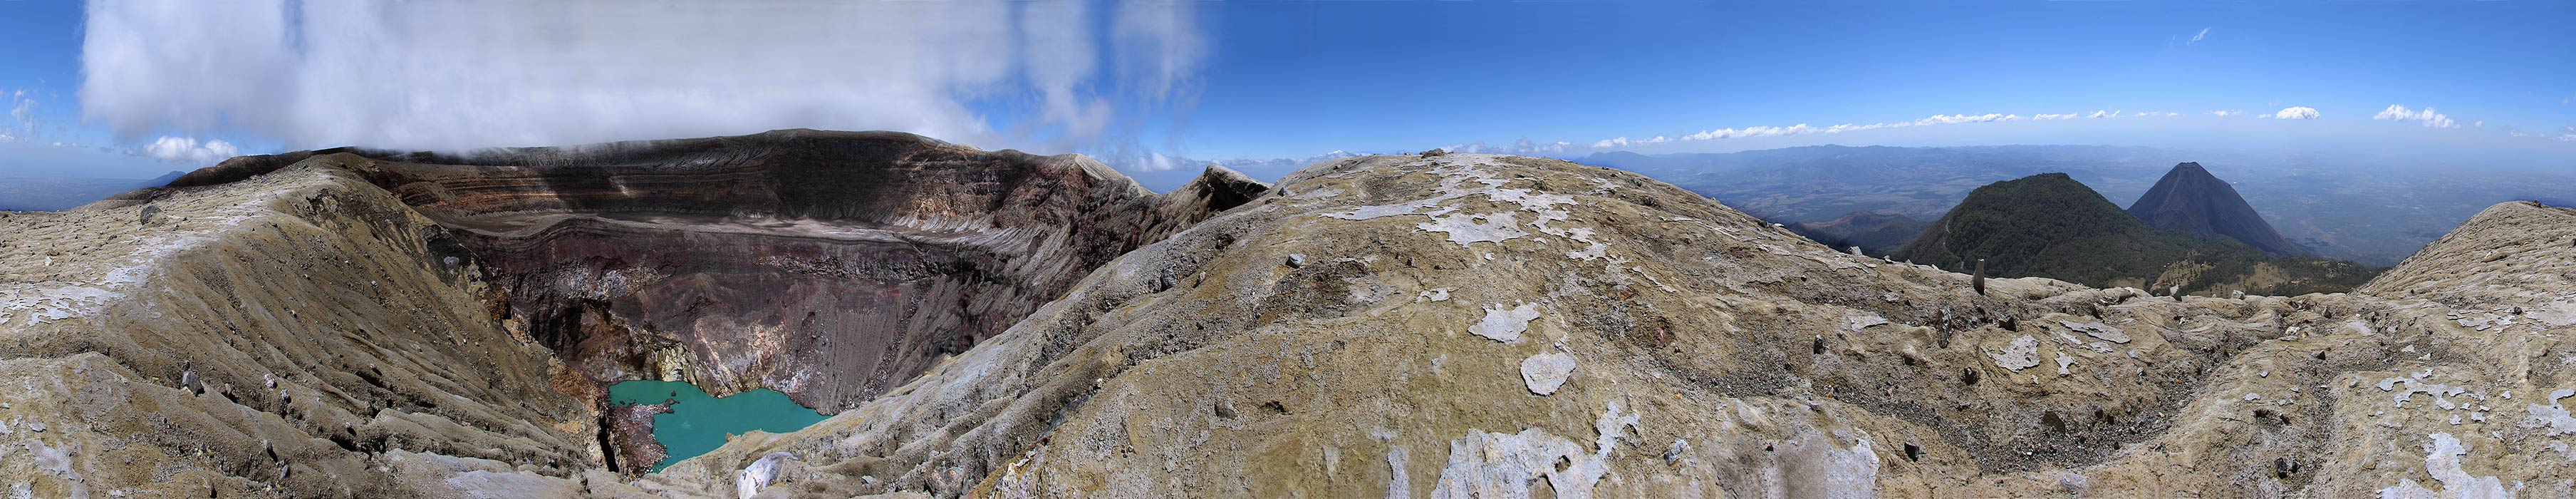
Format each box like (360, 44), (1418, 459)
(0, 1), (2568, 183)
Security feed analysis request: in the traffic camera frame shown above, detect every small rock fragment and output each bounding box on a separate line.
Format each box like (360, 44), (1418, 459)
(1469, 303), (1542, 344)
(1990, 336), (2042, 371)
(1520, 352), (1577, 395)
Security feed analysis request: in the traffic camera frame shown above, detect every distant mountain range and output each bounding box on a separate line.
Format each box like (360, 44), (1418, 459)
(0, 170), (185, 211)
(1889, 172), (2375, 295)
(1581, 145), (2574, 265)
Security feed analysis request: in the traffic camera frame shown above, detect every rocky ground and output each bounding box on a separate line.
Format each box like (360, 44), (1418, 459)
(6, 139), (2574, 498)
(0, 157), (606, 498)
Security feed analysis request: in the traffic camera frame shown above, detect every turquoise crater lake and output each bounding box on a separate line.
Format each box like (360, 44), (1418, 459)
(608, 380), (829, 471)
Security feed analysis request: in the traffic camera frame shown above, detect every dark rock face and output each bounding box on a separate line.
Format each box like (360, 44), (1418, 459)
(2127, 162), (2307, 256)
(313, 130), (1267, 470)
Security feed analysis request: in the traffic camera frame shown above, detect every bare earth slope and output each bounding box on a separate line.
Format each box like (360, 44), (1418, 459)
(0, 159), (607, 498)
(641, 153), (2576, 498)
(7, 143), (2575, 498)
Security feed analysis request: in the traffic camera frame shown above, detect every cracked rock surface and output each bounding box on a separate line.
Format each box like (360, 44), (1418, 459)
(9, 145), (2576, 498)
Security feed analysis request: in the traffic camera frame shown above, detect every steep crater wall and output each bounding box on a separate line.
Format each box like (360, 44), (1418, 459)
(212, 130), (1270, 472)
(0, 161), (603, 497)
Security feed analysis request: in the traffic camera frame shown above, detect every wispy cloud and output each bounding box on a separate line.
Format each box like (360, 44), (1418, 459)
(2514, 127), (2576, 142)
(2188, 27), (2211, 45)
(1594, 113), (2030, 148)
(2263, 106), (2321, 120)
(140, 135), (239, 165)
(2087, 110), (2121, 118)
(80, 1), (1208, 160)
(2208, 110), (2243, 117)
(1438, 138), (1579, 156)
(2033, 113), (2081, 120)
(6, 89), (34, 142)
(2373, 104), (2462, 129)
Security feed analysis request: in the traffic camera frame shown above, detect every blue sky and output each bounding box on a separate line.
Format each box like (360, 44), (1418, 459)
(2, 1), (2572, 180)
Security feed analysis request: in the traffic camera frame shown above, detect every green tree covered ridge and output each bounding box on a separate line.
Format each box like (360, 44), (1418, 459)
(1892, 173), (2377, 296)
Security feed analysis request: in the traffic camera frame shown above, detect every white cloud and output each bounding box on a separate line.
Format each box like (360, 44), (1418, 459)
(1911, 113), (2021, 125)
(2268, 106), (2320, 120)
(2034, 113), (2080, 120)
(1603, 112), (2036, 148)
(140, 135), (239, 165)
(7, 89), (34, 140)
(2209, 110), (2243, 117)
(2188, 27), (2210, 45)
(2372, 104), (2461, 129)
(1439, 139), (1578, 156)
(2086, 110), (2121, 118)
(2136, 111), (2179, 117)
(80, 0), (1205, 160)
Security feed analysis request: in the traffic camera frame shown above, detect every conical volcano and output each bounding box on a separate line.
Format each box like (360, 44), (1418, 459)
(2127, 162), (2307, 256)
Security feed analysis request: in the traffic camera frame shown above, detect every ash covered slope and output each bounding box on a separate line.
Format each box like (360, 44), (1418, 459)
(0, 158), (613, 498)
(643, 153), (2576, 498)
(2127, 162), (2307, 257)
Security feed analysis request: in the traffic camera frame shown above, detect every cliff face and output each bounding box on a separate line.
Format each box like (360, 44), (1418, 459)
(335, 130), (1262, 473)
(11, 137), (2576, 498)
(2128, 162), (2307, 257)
(347, 130), (1263, 414)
